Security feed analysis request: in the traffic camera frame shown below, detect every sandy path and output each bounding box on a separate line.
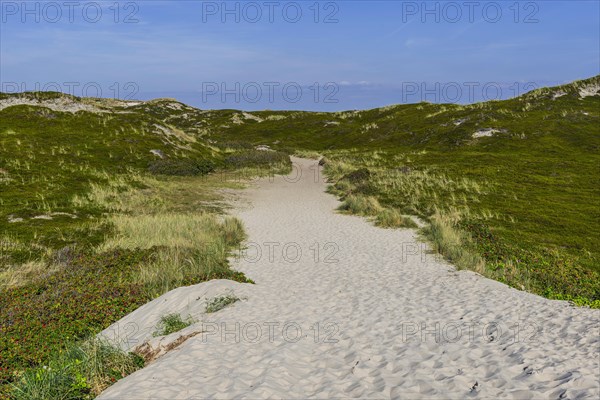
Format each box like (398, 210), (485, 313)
(99, 157), (599, 399)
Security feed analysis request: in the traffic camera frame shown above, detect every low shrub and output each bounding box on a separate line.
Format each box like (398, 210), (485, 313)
(0, 244), (251, 393)
(214, 141), (254, 150)
(463, 221), (600, 305)
(341, 168), (371, 184)
(148, 158), (215, 176)
(0, 249), (152, 390)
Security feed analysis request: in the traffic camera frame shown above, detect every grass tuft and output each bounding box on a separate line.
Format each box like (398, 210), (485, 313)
(338, 195), (383, 216)
(153, 314), (196, 337)
(423, 211), (485, 272)
(0, 261), (58, 290)
(375, 209), (418, 229)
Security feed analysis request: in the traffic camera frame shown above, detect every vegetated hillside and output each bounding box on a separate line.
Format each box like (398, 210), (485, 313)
(0, 92), (292, 396)
(206, 75), (600, 305)
(0, 93), (221, 265)
(207, 75), (600, 151)
(1, 76), (599, 299)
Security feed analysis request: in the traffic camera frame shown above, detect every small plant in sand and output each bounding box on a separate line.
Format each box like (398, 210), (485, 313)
(205, 294), (240, 313)
(153, 313), (196, 337)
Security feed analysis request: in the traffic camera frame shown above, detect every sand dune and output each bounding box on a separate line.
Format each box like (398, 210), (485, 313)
(99, 157), (599, 399)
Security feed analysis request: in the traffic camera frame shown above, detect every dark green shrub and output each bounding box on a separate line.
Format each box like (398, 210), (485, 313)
(148, 158), (215, 176)
(342, 168), (371, 184)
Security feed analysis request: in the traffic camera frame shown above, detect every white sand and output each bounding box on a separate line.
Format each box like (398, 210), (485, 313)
(99, 157), (600, 399)
(473, 128), (500, 138)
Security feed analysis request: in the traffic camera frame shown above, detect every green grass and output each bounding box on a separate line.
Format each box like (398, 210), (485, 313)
(0, 101), (219, 269)
(375, 209), (418, 229)
(10, 337), (144, 400)
(153, 314), (196, 337)
(0, 249), (150, 392)
(338, 194), (383, 215)
(224, 149), (291, 170)
(336, 194), (417, 229)
(423, 210), (484, 272)
(147, 158), (215, 176)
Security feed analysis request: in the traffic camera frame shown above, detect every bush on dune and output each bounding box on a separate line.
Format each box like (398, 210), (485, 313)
(148, 158), (215, 176)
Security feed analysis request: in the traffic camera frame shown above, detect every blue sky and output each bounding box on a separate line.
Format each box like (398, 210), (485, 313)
(1, 0), (599, 110)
